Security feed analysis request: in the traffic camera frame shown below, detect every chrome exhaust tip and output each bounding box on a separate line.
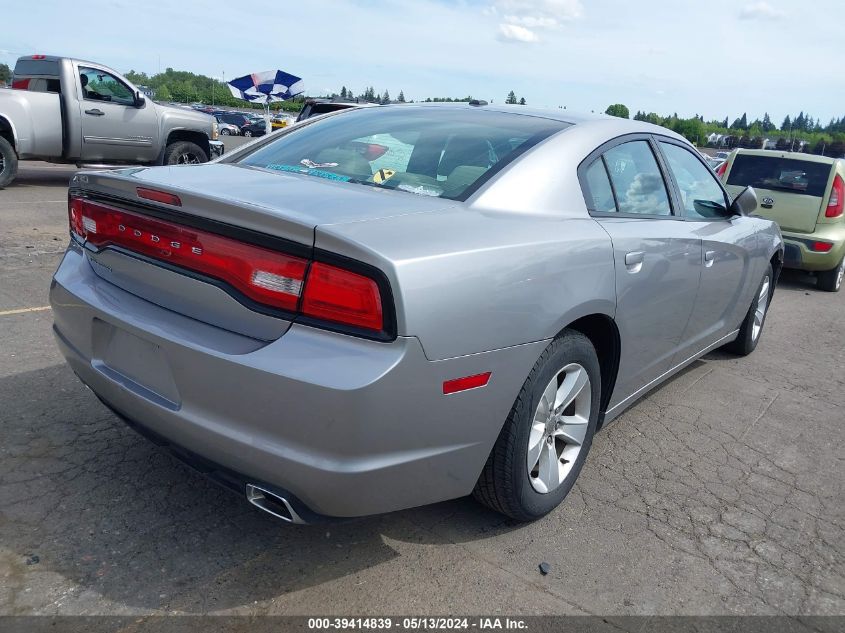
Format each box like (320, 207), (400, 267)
(245, 484), (306, 524)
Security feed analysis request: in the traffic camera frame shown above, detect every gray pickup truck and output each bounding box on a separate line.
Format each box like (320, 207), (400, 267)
(0, 55), (223, 188)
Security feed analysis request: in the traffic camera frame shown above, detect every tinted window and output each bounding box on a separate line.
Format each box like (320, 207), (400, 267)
(727, 154), (832, 197)
(603, 141), (672, 215)
(584, 159), (617, 213)
(238, 107), (569, 201)
(660, 142), (729, 219)
(79, 67), (134, 106)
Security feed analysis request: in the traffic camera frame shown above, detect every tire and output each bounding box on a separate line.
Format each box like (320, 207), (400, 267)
(725, 263), (773, 356)
(163, 141), (208, 166)
(473, 330), (601, 521)
(243, 130), (253, 138)
(817, 257), (844, 292)
(220, 128), (231, 136)
(0, 135), (19, 189)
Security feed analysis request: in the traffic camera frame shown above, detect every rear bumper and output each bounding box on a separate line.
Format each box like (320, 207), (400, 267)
(781, 226), (845, 272)
(50, 244), (545, 518)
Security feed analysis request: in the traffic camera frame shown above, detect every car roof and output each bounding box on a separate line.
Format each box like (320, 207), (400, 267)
(733, 148), (838, 165)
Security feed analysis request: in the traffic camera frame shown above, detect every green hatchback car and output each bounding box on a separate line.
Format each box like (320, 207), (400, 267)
(719, 149), (845, 291)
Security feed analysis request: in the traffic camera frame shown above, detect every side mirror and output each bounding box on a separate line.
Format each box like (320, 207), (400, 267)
(730, 186), (757, 216)
(134, 91), (145, 108)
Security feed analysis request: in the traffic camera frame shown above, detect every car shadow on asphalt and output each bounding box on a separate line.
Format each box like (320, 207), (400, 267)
(0, 363), (518, 612)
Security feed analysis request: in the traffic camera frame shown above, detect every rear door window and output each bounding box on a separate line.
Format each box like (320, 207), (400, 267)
(727, 155), (832, 197)
(603, 141), (672, 216)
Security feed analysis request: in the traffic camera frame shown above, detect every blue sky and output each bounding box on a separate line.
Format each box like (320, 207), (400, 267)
(2, 0), (841, 124)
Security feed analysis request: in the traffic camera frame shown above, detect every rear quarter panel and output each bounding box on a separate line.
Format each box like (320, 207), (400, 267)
(316, 209), (616, 360)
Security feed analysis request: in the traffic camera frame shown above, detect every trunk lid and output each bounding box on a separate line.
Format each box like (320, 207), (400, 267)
(725, 153), (834, 233)
(73, 163), (451, 340)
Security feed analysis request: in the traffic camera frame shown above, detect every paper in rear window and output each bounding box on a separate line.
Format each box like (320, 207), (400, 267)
(727, 155), (832, 197)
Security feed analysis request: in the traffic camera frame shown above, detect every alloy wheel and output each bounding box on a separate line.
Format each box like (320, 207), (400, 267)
(836, 260), (845, 291)
(177, 153), (201, 165)
(751, 275), (770, 341)
(527, 363), (591, 493)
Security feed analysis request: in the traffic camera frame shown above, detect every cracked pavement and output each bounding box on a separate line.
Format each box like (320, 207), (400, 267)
(0, 163), (842, 616)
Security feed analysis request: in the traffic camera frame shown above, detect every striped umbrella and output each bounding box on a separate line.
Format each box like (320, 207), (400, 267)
(227, 69), (304, 104)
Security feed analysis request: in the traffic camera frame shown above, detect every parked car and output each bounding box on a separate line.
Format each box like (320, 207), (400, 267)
(215, 111), (252, 129)
(51, 104), (782, 524)
(719, 149), (844, 291)
(0, 55), (223, 188)
(295, 98), (372, 122)
(214, 116), (240, 136)
(240, 119), (268, 137)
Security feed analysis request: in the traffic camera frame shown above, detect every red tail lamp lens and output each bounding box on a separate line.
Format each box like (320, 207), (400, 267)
(301, 262), (383, 332)
(825, 174), (844, 218)
(67, 196), (307, 311)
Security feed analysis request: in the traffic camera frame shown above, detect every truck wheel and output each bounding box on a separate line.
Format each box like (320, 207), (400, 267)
(817, 257), (845, 292)
(0, 136), (18, 189)
(163, 141), (208, 165)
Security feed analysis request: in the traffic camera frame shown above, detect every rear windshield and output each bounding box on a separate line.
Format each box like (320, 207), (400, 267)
(13, 59), (60, 77)
(238, 107), (568, 201)
(727, 154), (832, 197)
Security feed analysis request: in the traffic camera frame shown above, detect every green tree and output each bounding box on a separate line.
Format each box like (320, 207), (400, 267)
(730, 112), (748, 130)
(762, 112), (774, 132)
(397, 90), (406, 103)
(605, 103), (630, 119)
(340, 86), (347, 99)
(381, 89), (390, 104)
(156, 84), (172, 101)
(0, 63), (10, 85)
(505, 90), (517, 104)
(518, 97), (526, 105)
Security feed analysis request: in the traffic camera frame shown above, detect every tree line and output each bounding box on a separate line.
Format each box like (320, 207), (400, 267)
(603, 104), (844, 156)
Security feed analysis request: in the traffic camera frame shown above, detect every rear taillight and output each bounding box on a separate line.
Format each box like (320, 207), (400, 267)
(716, 160), (728, 179)
(825, 174), (844, 218)
(11, 78), (29, 90)
(301, 262), (383, 331)
(67, 195), (388, 335)
(811, 241), (833, 253)
(68, 196), (307, 311)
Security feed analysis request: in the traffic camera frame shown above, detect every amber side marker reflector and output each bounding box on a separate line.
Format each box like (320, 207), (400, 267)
(137, 187), (182, 207)
(443, 372), (492, 395)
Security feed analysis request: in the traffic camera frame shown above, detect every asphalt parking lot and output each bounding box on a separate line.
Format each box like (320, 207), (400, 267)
(0, 162), (843, 617)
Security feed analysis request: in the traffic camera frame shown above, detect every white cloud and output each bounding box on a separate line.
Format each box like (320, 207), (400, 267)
(498, 23), (539, 42)
(739, 1), (785, 20)
(493, 0), (583, 43)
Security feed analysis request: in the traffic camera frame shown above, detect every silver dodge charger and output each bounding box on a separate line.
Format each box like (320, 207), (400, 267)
(51, 103), (783, 523)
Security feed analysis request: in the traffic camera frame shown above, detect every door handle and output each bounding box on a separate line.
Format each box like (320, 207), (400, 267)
(84, 109), (104, 116)
(625, 251), (644, 265)
(624, 251), (644, 273)
(704, 250), (716, 267)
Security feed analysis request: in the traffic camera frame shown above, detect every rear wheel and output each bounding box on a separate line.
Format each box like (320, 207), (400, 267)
(473, 330), (600, 521)
(220, 128), (231, 136)
(725, 263), (773, 356)
(0, 136), (18, 189)
(163, 141), (208, 165)
(817, 257), (844, 292)
(243, 130), (253, 138)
